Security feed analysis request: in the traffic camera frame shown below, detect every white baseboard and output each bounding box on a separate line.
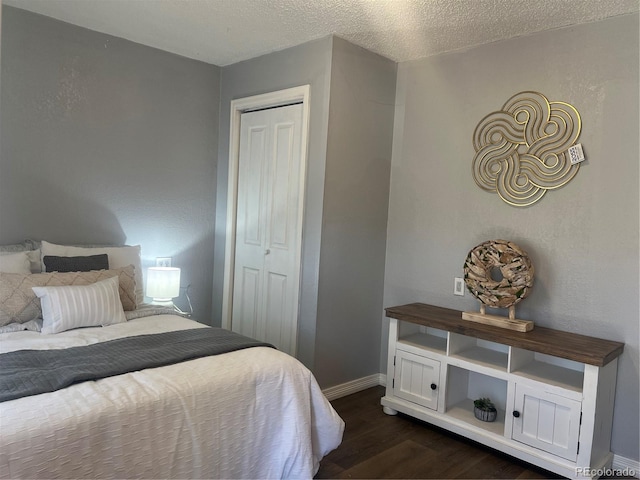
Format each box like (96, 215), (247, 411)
(322, 374), (638, 478)
(612, 454), (639, 478)
(322, 373), (385, 401)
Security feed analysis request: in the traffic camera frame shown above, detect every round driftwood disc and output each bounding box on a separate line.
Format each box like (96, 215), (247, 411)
(463, 240), (534, 308)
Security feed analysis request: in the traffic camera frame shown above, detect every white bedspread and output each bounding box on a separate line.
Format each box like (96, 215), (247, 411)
(0, 315), (344, 479)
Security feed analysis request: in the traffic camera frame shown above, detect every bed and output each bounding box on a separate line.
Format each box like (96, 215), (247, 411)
(0, 241), (344, 479)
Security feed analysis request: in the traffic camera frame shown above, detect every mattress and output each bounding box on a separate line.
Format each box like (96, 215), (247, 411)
(0, 314), (344, 479)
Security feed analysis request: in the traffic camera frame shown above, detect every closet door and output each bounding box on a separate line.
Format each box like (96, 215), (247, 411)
(231, 103), (304, 356)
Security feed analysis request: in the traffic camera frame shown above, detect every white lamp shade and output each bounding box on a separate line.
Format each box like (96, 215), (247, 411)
(146, 267), (180, 302)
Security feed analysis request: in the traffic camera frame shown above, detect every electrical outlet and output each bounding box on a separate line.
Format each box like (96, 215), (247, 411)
(454, 277), (465, 296)
(156, 257), (172, 268)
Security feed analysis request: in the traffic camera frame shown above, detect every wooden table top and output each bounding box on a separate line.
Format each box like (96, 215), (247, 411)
(385, 303), (624, 367)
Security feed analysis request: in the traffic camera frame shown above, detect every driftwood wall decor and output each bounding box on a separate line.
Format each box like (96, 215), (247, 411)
(472, 91), (584, 207)
(462, 239), (535, 331)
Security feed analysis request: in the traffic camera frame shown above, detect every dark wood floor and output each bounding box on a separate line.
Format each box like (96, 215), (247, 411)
(315, 386), (562, 479)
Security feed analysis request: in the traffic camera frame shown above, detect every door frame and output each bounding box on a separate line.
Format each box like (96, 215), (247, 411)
(221, 85), (311, 344)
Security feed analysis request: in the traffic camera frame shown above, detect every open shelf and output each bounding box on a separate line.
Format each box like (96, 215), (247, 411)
(446, 398), (505, 436)
(398, 325), (447, 355)
(510, 350), (584, 393)
(446, 365), (508, 436)
(451, 346), (509, 371)
(398, 332), (447, 354)
(448, 334), (509, 372)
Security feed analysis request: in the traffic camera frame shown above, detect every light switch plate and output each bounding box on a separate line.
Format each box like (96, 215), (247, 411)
(454, 277), (465, 296)
(568, 144), (585, 165)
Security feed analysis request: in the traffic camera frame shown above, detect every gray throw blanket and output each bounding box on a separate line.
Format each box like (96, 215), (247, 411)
(0, 327), (273, 402)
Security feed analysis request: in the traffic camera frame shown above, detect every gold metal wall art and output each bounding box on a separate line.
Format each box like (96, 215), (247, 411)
(472, 91), (584, 207)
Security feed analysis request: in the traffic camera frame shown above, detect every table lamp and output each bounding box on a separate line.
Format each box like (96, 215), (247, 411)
(146, 267), (181, 306)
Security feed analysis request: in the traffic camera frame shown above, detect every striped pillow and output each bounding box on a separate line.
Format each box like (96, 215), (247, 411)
(32, 276), (126, 334)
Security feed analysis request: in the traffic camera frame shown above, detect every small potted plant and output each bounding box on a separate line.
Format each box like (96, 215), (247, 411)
(473, 397), (497, 422)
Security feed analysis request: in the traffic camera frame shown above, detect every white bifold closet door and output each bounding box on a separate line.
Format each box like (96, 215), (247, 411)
(231, 103), (304, 357)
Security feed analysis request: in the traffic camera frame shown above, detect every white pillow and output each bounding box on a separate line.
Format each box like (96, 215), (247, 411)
(32, 276), (126, 334)
(0, 252), (31, 274)
(41, 241), (143, 304)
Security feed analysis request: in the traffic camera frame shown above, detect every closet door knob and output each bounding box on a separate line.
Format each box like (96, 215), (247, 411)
(265, 249), (271, 255)
(430, 383), (437, 390)
(513, 411), (520, 418)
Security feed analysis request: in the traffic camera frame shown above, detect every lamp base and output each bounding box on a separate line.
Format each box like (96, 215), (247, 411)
(150, 299), (175, 307)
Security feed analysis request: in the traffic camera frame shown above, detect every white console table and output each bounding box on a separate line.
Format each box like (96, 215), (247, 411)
(382, 303), (624, 479)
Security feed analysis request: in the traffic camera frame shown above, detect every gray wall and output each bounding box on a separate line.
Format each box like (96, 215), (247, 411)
(214, 37), (396, 386)
(3, 2), (637, 461)
(314, 37), (396, 386)
(383, 13), (639, 460)
(0, 6), (220, 323)
(214, 36), (333, 370)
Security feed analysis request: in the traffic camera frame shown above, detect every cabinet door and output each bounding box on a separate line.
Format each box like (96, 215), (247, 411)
(394, 350), (440, 410)
(511, 384), (581, 461)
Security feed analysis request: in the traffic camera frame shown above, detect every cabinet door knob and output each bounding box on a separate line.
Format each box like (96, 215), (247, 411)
(430, 383), (437, 390)
(513, 411), (520, 418)
(265, 249), (271, 255)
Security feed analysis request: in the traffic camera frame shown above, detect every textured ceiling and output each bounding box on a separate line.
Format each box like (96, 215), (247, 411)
(3, 0), (639, 66)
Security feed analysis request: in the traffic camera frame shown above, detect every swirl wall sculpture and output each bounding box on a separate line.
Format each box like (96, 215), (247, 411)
(472, 91), (582, 207)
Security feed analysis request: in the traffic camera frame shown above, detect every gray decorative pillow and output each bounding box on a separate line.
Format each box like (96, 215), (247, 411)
(44, 254), (109, 273)
(24, 239), (41, 250)
(0, 243), (28, 253)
